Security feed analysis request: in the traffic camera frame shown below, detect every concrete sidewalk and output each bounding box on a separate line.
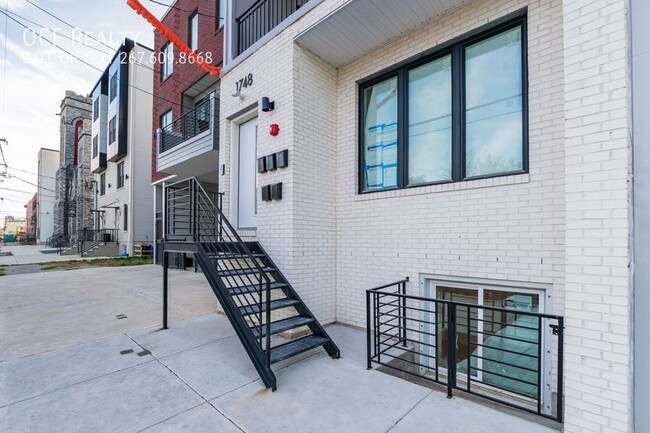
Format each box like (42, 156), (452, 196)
(0, 244), (99, 266)
(0, 266), (556, 433)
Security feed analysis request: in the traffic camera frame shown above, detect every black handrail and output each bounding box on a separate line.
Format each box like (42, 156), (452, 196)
(367, 279), (564, 423)
(76, 228), (119, 256)
(165, 177), (273, 369)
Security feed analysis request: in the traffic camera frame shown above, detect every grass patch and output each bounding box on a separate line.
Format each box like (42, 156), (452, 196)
(39, 257), (153, 271)
(0, 268), (5, 277)
(0, 251), (13, 256)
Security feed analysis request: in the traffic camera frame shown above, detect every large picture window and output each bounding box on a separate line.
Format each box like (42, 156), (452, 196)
(359, 18), (527, 193)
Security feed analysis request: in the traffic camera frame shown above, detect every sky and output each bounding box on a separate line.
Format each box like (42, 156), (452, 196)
(0, 0), (168, 220)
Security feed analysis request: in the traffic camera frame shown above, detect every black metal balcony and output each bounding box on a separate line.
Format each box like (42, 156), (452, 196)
(160, 97), (215, 154)
(236, 0), (310, 55)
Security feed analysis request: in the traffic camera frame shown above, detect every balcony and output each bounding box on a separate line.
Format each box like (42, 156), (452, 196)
(157, 93), (220, 178)
(91, 140), (107, 174)
(236, 0), (310, 55)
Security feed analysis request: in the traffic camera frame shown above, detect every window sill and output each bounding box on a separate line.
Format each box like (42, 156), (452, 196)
(354, 173), (530, 202)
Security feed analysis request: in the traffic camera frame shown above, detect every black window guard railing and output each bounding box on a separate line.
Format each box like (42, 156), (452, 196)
(367, 279), (564, 423)
(236, 0), (310, 55)
(160, 97), (216, 153)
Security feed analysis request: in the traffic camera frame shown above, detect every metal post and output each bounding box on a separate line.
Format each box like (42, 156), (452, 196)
(163, 251), (168, 330)
(447, 303), (456, 399)
(366, 290), (372, 370)
(557, 317), (564, 423)
(401, 281), (407, 347)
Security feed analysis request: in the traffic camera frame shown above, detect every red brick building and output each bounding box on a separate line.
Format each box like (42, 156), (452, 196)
(151, 0), (225, 183)
(25, 193), (38, 239)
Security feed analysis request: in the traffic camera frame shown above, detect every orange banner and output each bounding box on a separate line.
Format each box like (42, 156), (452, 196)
(126, 0), (221, 76)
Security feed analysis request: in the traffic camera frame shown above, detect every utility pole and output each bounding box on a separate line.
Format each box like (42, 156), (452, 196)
(0, 138), (7, 177)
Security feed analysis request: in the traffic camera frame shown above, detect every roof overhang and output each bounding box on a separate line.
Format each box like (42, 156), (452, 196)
(295, 0), (470, 67)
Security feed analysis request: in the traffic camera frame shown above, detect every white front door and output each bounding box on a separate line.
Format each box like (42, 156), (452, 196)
(238, 118), (258, 229)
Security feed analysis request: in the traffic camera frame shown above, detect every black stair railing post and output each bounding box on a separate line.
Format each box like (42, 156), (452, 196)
(447, 302), (457, 399)
(163, 250), (168, 330)
(366, 290), (372, 370)
(265, 279), (271, 367)
(557, 316), (564, 423)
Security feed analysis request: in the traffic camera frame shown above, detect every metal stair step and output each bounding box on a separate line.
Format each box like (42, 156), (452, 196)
(239, 298), (300, 316)
(208, 253), (266, 260)
(252, 316), (315, 338)
(228, 282), (288, 296)
(269, 335), (329, 364)
(219, 267), (275, 277)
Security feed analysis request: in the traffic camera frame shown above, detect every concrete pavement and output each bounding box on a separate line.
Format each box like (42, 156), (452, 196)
(0, 265), (557, 433)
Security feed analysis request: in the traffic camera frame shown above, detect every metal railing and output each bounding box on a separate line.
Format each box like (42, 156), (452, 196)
(48, 234), (70, 254)
(76, 228), (119, 256)
(236, 0), (310, 55)
(367, 279), (564, 423)
(160, 97), (215, 153)
(165, 178), (275, 372)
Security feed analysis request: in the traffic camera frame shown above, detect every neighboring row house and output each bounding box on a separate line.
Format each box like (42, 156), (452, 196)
(149, 1), (648, 432)
(89, 39), (155, 257)
(37, 148), (58, 244)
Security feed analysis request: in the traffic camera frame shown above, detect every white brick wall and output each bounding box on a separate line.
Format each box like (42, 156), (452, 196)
(218, 0), (634, 431)
(562, 1), (632, 432)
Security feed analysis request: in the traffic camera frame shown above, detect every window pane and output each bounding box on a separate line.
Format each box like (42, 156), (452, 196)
(218, 0), (226, 28)
(190, 14), (198, 51)
(363, 77), (398, 190)
(465, 27), (523, 177)
(408, 55), (452, 185)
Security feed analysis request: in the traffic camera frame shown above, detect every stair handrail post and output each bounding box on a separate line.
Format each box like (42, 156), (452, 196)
(265, 279), (271, 367)
(366, 289), (372, 369)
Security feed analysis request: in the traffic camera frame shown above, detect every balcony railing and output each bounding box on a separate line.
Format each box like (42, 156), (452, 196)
(160, 97), (216, 153)
(236, 0), (310, 55)
(367, 279), (564, 423)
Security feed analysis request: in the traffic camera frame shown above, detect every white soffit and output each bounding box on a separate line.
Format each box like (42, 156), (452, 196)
(295, 0), (470, 67)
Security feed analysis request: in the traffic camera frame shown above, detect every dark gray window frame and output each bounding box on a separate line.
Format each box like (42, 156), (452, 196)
(188, 10), (199, 51)
(358, 13), (528, 194)
(117, 161), (125, 189)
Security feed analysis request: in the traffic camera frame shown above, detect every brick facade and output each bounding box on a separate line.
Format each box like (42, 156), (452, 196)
(151, 0), (225, 184)
(217, 0), (635, 431)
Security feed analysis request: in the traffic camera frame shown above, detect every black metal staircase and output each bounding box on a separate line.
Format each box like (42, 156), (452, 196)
(163, 177), (339, 390)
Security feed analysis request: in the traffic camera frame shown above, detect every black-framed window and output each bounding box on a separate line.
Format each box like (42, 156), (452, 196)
(109, 116), (116, 144)
(189, 11), (199, 51)
(93, 98), (99, 121)
(109, 72), (118, 102)
(359, 17), (527, 193)
(161, 42), (173, 80)
(117, 161), (125, 189)
(92, 135), (98, 159)
(123, 204), (128, 231)
(100, 173), (106, 196)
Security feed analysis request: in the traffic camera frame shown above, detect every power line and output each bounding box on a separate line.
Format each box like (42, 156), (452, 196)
(0, 187), (56, 199)
(0, 10), (184, 109)
(19, 0), (217, 100)
(8, 165), (57, 180)
(1, 0), (7, 130)
(9, 174), (56, 194)
(148, 0), (219, 19)
(24, 0), (118, 52)
(4, 9), (114, 56)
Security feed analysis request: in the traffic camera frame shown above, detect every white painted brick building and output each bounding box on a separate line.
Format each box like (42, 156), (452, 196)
(155, 0), (648, 430)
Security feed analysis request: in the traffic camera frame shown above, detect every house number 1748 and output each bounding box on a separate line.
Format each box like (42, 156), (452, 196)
(235, 73), (254, 92)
